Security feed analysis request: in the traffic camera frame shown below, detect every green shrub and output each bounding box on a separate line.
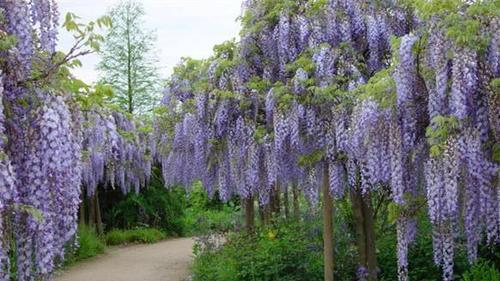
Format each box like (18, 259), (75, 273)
(191, 209), (500, 281)
(182, 182), (240, 236)
(183, 205), (239, 236)
(105, 228), (166, 246)
(461, 260), (500, 281)
(102, 168), (186, 236)
(377, 217), (472, 281)
(127, 228), (166, 243)
(65, 225), (106, 264)
(191, 218), (355, 281)
(105, 229), (129, 246)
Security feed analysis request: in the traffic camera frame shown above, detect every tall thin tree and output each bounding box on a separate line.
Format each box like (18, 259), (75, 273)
(98, 0), (161, 114)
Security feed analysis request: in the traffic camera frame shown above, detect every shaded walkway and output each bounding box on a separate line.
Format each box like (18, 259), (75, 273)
(55, 238), (194, 281)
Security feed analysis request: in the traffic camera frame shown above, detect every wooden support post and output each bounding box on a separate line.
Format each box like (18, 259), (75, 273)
(351, 189), (378, 281)
(293, 184), (300, 220)
(284, 184), (290, 220)
(95, 189), (104, 235)
(79, 189), (86, 225)
(323, 165), (334, 281)
(244, 196), (255, 234)
(88, 193), (96, 230)
(274, 182), (281, 217)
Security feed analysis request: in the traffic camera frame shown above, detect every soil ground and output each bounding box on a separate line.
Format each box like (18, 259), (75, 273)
(54, 237), (194, 281)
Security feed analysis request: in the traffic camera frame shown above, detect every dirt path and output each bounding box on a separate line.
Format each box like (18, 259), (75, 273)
(55, 238), (195, 281)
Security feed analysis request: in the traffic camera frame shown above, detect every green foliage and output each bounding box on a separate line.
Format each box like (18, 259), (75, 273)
(461, 260), (500, 281)
(105, 228), (166, 245)
(413, 0), (462, 19)
(493, 142), (500, 163)
(272, 82), (296, 110)
(413, 0), (498, 52)
(183, 206), (239, 236)
(170, 57), (209, 94)
(246, 76), (272, 94)
(254, 126), (268, 144)
(213, 40), (237, 60)
(298, 149), (325, 167)
(13, 204), (44, 223)
(356, 69), (396, 109)
(491, 78), (500, 96)
(387, 194), (427, 224)
(444, 15), (490, 52)
(426, 115), (460, 157)
(0, 30), (16, 54)
(73, 83), (114, 110)
(310, 81), (352, 108)
(191, 221), (325, 281)
(215, 59), (238, 81)
(21, 12), (110, 93)
(171, 57), (206, 83)
(240, 0), (299, 34)
(192, 215), (358, 281)
(62, 12), (111, 50)
(306, 0), (329, 16)
(103, 169), (186, 235)
(190, 199), (499, 281)
(97, 1), (162, 114)
(378, 217), (470, 281)
(214, 89), (237, 100)
(182, 182), (240, 236)
(286, 51), (316, 75)
(65, 225), (106, 265)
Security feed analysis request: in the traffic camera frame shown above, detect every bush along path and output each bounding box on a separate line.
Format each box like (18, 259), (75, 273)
(55, 238), (194, 281)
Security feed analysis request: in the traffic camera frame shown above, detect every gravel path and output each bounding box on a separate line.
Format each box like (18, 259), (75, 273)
(54, 238), (194, 281)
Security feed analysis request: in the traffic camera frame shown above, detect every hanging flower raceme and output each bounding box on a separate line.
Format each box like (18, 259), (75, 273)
(0, 0), (33, 80)
(0, 71), (17, 281)
(154, 2), (499, 281)
(15, 94), (82, 279)
(80, 109), (153, 196)
(31, 0), (59, 53)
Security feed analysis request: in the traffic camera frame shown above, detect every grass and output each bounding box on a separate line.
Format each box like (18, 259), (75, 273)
(64, 226), (166, 266)
(105, 228), (166, 246)
(65, 224), (106, 265)
(182, 205), (239, 236)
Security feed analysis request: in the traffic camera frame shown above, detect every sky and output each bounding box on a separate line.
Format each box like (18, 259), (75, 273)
(58, 0), (243, 83)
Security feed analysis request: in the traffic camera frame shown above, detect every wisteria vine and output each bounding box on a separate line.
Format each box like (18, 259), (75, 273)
(156, 1), (499, 281)
(0, 1), (151, 280)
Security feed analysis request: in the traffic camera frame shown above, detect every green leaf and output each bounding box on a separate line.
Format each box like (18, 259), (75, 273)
(14, 204), (45, 223)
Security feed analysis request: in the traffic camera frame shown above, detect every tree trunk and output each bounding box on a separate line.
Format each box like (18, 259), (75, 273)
(284, 184), (290, 220)
(323, 165), (334, 281)
(126, 6), (134, 114)
(79, 190), (86, 225)
(264, 204), (271, 225)
(293, 184), (300, 220)
(244, 196), (255, 234)
(269, 188), (275, 219)
(351, 189), (378, 281)
(259, 201), (266, 225)
(363, 194), (378, 281)
(274, 182), (281, 217)
(88, 193), (96, 230)
(95, 190), (104, 235)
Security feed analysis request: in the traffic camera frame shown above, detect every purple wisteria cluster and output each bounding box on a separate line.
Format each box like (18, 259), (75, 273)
(156, 1), (499, 281)
(0, 1), (152, 279)
(0, 71), (17, 281)
(0, 1), (83, 279)
(81, 109), (153, 197)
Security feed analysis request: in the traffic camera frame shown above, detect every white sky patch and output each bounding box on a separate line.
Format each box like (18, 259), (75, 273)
(57, 0), (243, 83)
